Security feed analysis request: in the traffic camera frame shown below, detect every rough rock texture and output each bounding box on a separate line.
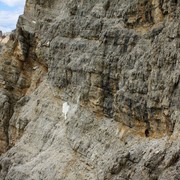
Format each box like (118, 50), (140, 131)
(0, 0), (180, 179)
(0, 35), (9, 53)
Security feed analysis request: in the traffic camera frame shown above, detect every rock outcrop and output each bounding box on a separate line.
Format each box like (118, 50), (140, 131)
(0, 0), (179, 179)
(0, 32), (9, 52)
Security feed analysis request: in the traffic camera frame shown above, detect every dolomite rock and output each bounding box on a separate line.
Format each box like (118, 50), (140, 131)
(0, 32), (10, 53)
(0, 0), (179, 179)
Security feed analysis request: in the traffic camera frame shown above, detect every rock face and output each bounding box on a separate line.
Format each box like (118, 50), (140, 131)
(0, 32), (9, 53)
(0, 0), (180, 179)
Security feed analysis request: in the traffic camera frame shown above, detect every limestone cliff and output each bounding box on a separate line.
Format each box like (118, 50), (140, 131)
(0, 0), (179, 179)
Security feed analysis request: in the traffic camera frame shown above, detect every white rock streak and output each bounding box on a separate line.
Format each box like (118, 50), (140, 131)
(62, 102), (70, 120)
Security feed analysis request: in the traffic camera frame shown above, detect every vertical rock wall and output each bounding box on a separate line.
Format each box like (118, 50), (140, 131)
(0, 0), (179, 179)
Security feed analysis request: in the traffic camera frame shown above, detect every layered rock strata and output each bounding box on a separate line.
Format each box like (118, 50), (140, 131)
(0, 0), (179, 179)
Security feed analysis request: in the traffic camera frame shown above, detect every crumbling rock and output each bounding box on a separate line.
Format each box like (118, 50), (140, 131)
(0, 0), (179, 179)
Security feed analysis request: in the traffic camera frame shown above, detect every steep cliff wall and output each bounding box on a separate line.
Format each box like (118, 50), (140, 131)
(0, 0), (180, 179)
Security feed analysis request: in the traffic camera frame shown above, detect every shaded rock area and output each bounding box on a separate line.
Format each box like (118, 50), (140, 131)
(0, 0), (179, 179)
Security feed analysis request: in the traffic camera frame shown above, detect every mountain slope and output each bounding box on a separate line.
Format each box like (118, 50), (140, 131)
(0, 0), (179, 179)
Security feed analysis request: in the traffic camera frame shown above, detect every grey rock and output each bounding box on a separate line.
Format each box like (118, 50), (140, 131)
(0, 0), (179, 180)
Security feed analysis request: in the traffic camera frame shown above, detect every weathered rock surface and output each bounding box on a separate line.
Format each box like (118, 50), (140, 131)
(0, 34), (9, 53)
(0, 0), (179, 179)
